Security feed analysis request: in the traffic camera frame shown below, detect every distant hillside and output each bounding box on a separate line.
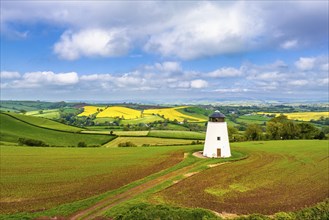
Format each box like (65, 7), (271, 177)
(0, 113), (114, 146)
(3, 112), (82, 132)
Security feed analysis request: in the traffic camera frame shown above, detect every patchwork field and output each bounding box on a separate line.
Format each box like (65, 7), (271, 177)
(0, 113), (113, 146)
(236, 114), (270, 125)
(148, 130), (206, 140)
(26, 109), (60, 119)
(144, 107), (206, 122)
(258, 111), (329, 121)
(104, 137), (194, 147)
(97, 106), (141, 119)
(78, 106), (105, 117)
(3, 112), (82, 132)
(0, 146), (185, 213)
(153, 140), (329, 214)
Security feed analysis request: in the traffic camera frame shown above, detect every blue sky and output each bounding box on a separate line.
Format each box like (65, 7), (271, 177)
(1, 1), (328, 103)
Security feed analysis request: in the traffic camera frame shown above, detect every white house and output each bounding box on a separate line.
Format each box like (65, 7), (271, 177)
(203, 110), (231, 158)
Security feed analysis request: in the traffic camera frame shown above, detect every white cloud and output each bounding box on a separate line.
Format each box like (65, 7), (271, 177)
(154, 62), (182, 73)
(318, 77), (329, 85)
(320, 63), (329, 72)
(6, 71), (79, 88)
(208, 67), (242, 78)
(2, 1), (328, 60)
(288, 80), (308, 86)
(257, 72), (284, 81)
(280, 39), (298, 49)
(54, 29), (131, 60)
(0, 71), (21, 79)
(190, 79), (208, 89)
(144, 2), (265, 59)
(295, 57), (316, 71)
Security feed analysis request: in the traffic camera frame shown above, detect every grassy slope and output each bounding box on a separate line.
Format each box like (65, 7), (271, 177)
(3, 112), (82, 132)
(0, 113), (113, 146)
(0, 146), (185, 213)
(176, 107), (209, 121)
(26, 109), (60, 119)
(154, 140), (329, 214)
(148, 130), (206, 140)
(104, 137), (194, 147)
(236, 115), (270, 125)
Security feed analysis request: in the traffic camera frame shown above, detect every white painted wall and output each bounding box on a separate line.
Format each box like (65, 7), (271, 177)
(203, 121), (231, 158)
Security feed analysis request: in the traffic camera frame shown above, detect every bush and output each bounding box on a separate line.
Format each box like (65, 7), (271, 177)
(77, 141), (87, 147)
(274, 212), (295, 220)
(118, 142), (137, 147)
(18, 138), (48, 147)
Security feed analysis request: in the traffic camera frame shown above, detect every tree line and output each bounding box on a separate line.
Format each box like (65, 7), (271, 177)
(229, 115), (327, 141)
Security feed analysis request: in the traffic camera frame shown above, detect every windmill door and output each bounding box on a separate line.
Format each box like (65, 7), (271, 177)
(217, 148), (221, 157)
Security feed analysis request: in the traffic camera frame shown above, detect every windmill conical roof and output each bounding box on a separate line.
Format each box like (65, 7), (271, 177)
(209, 110), (226, 118)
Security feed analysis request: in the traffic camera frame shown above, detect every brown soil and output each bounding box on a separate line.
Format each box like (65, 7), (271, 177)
(69, 163), (201, 220)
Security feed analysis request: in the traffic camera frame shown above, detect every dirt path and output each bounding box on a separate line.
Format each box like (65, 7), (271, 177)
(69, 163), (200, 220)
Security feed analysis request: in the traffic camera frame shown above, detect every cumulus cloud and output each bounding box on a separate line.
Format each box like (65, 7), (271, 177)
(208, 67), (242, 78)
(190, 79), (208, 89)
(294, 57), (316, 71)
(2, 1), (327, 60)
(4, 71), (79, 88)
(54, 29), (131, 60)
(0, 71), (21, 79)
(144, 2), (265, 59)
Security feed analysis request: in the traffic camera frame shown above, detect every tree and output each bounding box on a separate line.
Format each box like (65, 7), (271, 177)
(228, 126), (239, 142)
(281, 121), (300, 140)
(245, 124), (263, 141)
(297, 123), (319, 139)
(266, 121), (282, 140)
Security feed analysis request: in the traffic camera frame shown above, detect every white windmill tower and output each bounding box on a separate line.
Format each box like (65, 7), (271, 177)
(203, 110), (231, 158)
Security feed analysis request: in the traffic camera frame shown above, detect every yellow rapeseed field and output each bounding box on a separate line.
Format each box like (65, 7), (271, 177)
(96, 106), (141, 119)
(257, 112), (329, 121)
(78, 106), (105, 117)
(144, 107), (205, 122)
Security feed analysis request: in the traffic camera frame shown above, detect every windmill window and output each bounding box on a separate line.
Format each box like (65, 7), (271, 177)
(217, 137), (221, 140)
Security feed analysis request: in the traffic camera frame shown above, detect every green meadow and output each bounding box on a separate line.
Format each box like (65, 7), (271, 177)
(0, 113), (113, 146)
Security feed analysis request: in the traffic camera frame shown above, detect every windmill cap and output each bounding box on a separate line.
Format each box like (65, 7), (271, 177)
(209, 110), (226, 118)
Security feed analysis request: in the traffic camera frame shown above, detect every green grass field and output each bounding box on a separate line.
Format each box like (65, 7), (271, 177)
(148, 130), (206, 140)
(0, 146), (185, 213)
(236, 114), (270, 125)
(0, 113), (114, 146)
(3, 112), (82, 132)
(104, 137), (195, 147)
(26, 109), (60, 119)
(153, 140), (329, 214)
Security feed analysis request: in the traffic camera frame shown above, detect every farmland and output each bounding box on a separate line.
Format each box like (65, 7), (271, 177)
(148, 130), (206, 140)
(26, 109), (60, 119)
(0, 145), (185, 213)
(0, 113), (113, 146)
(97, 106), (141, 119)
(3, 112), (82, 132)
(78, 106), (105, 117)
(144, 107), (206, 122)
(0, 100), (328, 219)
(104, 137), (195, 147)
(153, 140), (328, 215)
(258, 111), (329, 121)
